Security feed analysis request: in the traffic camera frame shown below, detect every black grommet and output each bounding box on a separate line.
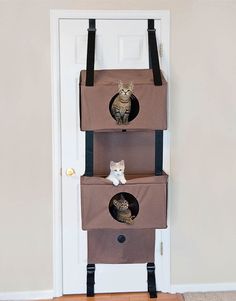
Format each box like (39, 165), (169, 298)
(117, 235), (126, 243)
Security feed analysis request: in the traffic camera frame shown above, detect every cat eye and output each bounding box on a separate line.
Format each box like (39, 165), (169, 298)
(119, 169), (122, 171)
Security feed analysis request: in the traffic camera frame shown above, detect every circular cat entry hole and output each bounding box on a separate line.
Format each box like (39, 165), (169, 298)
(109, 192), (139, 225)
(109, 93), (140, 124)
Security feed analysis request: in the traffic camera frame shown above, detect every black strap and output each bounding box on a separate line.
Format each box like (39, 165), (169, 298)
(85, 19), (162, 86)
(147, 262), (157, 298)
(148, 19), (162, 86)
(148, 24), (163, 175)
(155, 130), (163, 175)
(86, 19), (96, 86)
(87, 264), (95, 297)
(85, 131), (94, 176)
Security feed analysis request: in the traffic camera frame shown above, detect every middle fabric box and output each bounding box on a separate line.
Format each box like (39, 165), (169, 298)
(80, 131), (168, 230)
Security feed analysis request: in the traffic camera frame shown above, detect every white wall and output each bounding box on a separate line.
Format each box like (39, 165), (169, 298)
(0, 0), (236, 294)
(169, 2), (236, 286)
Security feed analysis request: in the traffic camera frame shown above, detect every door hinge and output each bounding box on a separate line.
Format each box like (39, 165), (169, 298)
(160, 241), (164, 256)
(159, 43), (163, 58)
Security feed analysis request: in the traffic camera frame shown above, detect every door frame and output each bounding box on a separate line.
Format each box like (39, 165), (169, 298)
(51, 9), (170, 297)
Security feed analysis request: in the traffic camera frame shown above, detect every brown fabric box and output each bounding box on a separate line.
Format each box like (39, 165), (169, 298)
(88, 229), (155, 264)
(80, 69), (167, 131)
(81, 174), (167, 230)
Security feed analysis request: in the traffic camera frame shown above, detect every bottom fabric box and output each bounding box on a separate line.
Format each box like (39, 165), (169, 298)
(88, 229), (155, 264)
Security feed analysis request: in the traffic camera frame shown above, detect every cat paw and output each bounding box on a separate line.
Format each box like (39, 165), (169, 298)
(112, 180), (119, 186)
(126, 219), (134, 225)
(120, 179), (127, 184)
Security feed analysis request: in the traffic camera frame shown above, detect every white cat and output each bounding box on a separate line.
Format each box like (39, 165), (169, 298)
(106, 160), (127, 186)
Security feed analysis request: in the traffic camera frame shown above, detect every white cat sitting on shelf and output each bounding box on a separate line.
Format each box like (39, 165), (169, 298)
(106, 160), (127, 186)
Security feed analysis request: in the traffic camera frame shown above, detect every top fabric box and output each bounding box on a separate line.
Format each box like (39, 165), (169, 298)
(79, 69), (167, 131)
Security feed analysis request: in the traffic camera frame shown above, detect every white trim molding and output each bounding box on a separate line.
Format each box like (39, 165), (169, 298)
(50, 9), (63, 298)
(171, 283), (236, 293)
(51, 9), (170, 21)
(0, 290), (53, 301)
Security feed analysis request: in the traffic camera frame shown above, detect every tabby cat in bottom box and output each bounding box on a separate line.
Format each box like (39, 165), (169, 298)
(113, 194), (134, 225)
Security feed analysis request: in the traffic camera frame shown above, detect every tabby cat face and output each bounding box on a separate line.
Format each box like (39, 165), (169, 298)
(110, 160), (125, 177)
(118, 81), (134, 101)
(113, 198), (129, 211)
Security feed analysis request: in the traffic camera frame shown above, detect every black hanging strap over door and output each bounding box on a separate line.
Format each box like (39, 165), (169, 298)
(85, 19), (162, 86)
(148, 20), (163, 174)
(86, 19), (96, 86)
(148, 19), (162, 86)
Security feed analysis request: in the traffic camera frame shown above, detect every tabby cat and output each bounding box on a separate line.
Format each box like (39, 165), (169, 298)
(111, 81), (133, 125)
(113, 194), (134, 225)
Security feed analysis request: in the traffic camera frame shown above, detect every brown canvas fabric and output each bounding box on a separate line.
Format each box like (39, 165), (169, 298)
(93, 131), (156, 175)
(80, 69), (167, 131)
(81, 174), (167, 230)
(88, 229), (155, 264)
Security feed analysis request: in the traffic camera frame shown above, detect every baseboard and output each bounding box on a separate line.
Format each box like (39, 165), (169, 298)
(171, 283), (236, 293)
(0, 290), (53, 300)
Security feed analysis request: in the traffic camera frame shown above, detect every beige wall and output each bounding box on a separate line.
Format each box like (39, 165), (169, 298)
(0, 0), (236, 293)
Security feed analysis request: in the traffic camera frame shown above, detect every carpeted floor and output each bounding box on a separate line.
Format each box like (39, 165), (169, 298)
(184, 292), (236, 301)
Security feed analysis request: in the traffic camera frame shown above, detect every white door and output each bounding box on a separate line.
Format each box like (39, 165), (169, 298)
(59, 14), (170, 294)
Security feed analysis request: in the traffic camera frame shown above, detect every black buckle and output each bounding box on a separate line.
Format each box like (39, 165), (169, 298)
(147, 28), (156, 32)
(147, 262), (155, 271)
(87, 28), (96, 32)
(87, 264), (95, 272)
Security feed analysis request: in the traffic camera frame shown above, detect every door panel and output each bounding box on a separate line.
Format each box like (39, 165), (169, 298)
(60, 18), (168, 294)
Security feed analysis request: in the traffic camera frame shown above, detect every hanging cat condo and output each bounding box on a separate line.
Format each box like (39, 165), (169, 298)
(80, 19), (168, 298)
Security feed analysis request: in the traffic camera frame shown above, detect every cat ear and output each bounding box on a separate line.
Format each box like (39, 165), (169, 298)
(110, 161), (115, 167)
(118, 80), (123, 90)
(129, 81), (134, 91)
(120, 160), (125, 167)
(113, 199), (118, 206)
